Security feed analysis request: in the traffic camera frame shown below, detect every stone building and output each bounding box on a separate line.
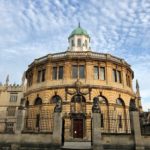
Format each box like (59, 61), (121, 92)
(0, 76), (24, 133)
(0, 25), (149, 150)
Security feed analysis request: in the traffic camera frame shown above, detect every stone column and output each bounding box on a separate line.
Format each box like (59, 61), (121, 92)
(52, 112), (62, 146)
(130, 111), (145, 150)
(15, 106), (26, 134)
(92, 97), (103, 150)
(92, 112), (103, 150)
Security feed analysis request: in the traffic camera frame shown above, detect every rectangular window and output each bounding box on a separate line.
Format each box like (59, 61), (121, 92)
(126, 74), (131, 87)
(79, 65), (85, 79)
(42, 69), (46, 82)
(72, 65), (78, 78)
(100, 67), (105, 80)
(52, 67), (57, 80)
(94, 66), (99, 79)
(58, 66), (63, 79)
(113, 69), (116, 82)
(7, 107), (16, 116)
(117, 70), (121, 83)
(118, 115), (122, 128)
(37, 70), (41, 82)
(10, 93), (17, 102)
(37, 69), (46, 82)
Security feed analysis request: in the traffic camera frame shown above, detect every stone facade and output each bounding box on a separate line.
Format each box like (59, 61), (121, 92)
(0, 25), (149, 150)
(0, 80), (24, 133)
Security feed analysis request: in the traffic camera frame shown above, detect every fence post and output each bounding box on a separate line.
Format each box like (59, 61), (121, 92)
(130, 110), (145, 150)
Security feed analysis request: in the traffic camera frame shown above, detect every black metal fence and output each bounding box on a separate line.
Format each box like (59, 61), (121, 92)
(23, 116), (54, 133)
(101, 118), (131, 134)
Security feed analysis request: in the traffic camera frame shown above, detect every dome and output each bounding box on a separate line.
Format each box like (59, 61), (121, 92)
(69, 25), (89, 39)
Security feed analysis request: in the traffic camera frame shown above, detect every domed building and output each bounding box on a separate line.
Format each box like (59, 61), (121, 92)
(24, 24), (144, 147)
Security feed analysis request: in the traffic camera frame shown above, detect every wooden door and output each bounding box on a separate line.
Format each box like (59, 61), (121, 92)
(73, 119), (83, 138)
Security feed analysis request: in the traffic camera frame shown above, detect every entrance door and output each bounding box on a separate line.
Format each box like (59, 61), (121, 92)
(73, 119), (83, 138)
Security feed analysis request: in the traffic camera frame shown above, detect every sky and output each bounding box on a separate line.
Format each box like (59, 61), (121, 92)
(0, 0), (150, 111)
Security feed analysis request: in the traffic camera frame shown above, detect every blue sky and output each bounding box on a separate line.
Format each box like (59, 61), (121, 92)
(0, 0), (150, 110)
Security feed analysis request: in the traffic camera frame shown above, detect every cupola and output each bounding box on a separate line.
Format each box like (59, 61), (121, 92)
(68, 23), (90, 51)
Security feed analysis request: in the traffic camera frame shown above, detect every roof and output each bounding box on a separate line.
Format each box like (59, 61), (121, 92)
(69, 25), (90, 39)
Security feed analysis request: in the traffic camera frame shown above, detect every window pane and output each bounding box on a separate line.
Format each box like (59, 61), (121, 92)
(94, 66), (99, 79)
(77, 39), (81, 47)
(72, 65), (78, 78)
(100, 67), (105, 80)
(10, 94), (17, 102)
(117, 71), (121, 83)
(52, 67), (57, 80)
(37, 70), (41, 82)
(42, 69), (46, 82)
(79, 65), (85, 78)
(113, 69), (117, 82)
(58, 66), (63, 79)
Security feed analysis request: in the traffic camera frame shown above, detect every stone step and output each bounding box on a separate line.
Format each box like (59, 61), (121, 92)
(61, 142), (92, 150)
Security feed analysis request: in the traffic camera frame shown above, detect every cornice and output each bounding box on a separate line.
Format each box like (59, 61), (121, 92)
(27, 51), (133, 73)
(24, 84), (135, 98)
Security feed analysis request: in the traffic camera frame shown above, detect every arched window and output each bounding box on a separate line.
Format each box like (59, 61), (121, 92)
(50, 95), (62, 104)
(116, 98), (124, 106)
(34, 97), (42, 105)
